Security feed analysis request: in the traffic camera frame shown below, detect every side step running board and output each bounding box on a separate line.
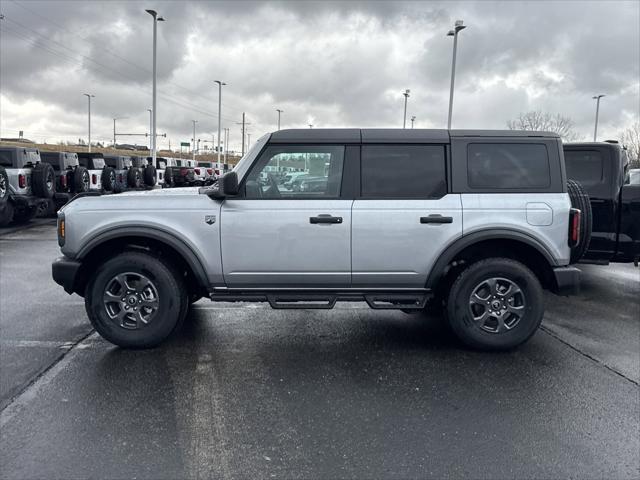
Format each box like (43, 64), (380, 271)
(267, 295), (337, 309)
(364, 294), (427, 310)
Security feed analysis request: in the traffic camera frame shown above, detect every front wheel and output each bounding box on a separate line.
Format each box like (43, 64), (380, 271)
(446, 258), (544, 350)
(84, 251), (187, 348)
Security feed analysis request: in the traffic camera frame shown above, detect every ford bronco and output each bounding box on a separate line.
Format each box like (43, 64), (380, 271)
(52, 129), (583, 350)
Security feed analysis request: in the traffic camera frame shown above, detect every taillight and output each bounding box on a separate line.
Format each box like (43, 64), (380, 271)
(18, 174), (26, 188)
(206, 168), (213, 175)
(61, 174), (67, 189)
(180, 168), (188, 176)
(194, 168), (201, 175)
(568, 208), (581, 247)
(215, 169), (220, 175)
(92, 174), (97, 185)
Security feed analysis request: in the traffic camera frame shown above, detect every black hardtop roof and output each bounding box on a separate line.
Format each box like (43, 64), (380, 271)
(0, 146), (40, 154)
(77, 152), (104, 158)
(269, 128), (560, 144)
(564, 141), (621, 148)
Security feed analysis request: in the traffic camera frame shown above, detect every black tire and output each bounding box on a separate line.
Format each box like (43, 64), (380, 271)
(127, 168), (141, 189)
(72, 167), (90, 193)
(11, 205), (38, 224)
(32, 162), (55, 198)
(84, 251), (187, 348)
(567, 179), (592, 263)
(0, 166), (9, 204)
(164, 167), (174, 187)
(0, 200), (14, 227)
(446, 258), (544, 351)
(101, 167), (116, 192)
(143, 165), (157, 187)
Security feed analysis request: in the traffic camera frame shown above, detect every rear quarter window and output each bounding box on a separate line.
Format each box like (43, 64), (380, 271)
(467, 143), (550, 189)
(564, 150), (604, 186)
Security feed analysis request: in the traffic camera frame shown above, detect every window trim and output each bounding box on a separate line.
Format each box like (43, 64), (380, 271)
(466, 142), (552, 190)
(237, 143), (349, 200)
(358, 143), (449, 200)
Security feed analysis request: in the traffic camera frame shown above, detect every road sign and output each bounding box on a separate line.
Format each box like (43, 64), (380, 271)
(180, 142), (190, 147)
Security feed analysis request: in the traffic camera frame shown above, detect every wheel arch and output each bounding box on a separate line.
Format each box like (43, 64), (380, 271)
(426, 229), (559, 293)
(75, 226), (209, 297)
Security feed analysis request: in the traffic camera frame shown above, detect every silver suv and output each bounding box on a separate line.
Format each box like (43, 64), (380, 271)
(52, 129), (582, 350)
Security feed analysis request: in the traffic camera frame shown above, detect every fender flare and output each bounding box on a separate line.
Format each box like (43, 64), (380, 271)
(425, 229), (558, 289)
(77, 225), (209, 288)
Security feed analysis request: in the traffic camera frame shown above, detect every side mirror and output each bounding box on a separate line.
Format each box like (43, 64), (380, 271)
(201, 171), (238, 198)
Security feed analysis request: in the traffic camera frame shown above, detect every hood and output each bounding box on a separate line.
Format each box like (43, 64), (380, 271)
(115, 186), (200, 197)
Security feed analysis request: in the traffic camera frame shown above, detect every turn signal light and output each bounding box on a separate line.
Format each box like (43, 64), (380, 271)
(57, 214), (65, 247)
(568, 208), (581, 247)
(18, 174), (26, 188)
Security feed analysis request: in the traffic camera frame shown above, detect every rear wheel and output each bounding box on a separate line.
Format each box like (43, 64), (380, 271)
(127, 168), (142, 188)
(32, 162), (55, 198)
(101, 167), (116, 192)
(84, 251), (187, 348)
(72, 167), (90, 193)
(446, 258), (544, 350)
(0, 166), (8, 203)
(143, 165), (157, 187)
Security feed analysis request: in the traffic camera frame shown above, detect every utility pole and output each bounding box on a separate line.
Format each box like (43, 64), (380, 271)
(191, 120), (198, 160)
(276, 108), (283, 130)
(146, 9), (164, 166)
(214, 80), (226, 164)
(112, 117), (127, 147)
(593, 94), (606, 141)
(223, 127), (229, 163)
(247, 133), (251, 151)
(83, 93), (95, 152)
(411, 116), (416, 129)
(402, 89), (410, 128)
(236, 113), (251, 157)
(147, 108), (152, 149)
(447, 19), (467, 129)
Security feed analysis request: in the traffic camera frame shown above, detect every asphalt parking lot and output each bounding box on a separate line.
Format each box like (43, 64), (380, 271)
(1, 221), (638, 479)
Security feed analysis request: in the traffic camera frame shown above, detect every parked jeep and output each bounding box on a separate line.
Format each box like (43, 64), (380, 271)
(77, 153), (115, 193)
(195, 161), (215, 186)
(564, 141), (640, 265)
(0, 146), (54, 226)
(40, 151), (90, 212)
(152, 156), (167, 186)
(164, 158), (195, 187)
(53, 129), (583, 350)
(104, 155), (140, 191)
(131, 156), (157, 188)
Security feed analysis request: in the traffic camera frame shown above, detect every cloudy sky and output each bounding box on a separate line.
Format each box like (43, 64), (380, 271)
(0, 0), (638, 152)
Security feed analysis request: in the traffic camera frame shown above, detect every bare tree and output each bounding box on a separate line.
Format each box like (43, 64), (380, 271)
(619, 121), (640, 169)
(507, 111), (580, 141)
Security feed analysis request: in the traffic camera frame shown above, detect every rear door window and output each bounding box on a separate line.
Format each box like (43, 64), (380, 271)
(564, 150), (604, 186)
(361, 145), (446, 198)
(0, 151), (12, 167)
(467, 143), (550, 189)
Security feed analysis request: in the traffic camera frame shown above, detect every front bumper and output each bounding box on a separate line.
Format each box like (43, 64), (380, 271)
(553, 266), (581, 296)
(52, 256), (82, 294)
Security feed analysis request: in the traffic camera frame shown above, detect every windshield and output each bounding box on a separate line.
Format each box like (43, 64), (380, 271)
(232, 133), (270, 180)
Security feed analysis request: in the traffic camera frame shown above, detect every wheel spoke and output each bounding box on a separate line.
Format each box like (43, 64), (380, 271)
(134, 310), (148, 325)
(485, 278), (498, 295)
(103, 290), (121, 304)
(115, 308), (129, 327)
(507, 304), (524, 317)
(473, 309), (490, 323)
(141, 297), (159, 310)
(469, 293), (487, 305)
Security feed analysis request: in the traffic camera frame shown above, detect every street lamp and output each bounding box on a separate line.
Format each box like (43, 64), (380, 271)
(214, 80), (226, 163)
(411, 116), (416, 129)
(223, 127), (229, 163)
(402, 89), (410, 128)
(112, 116), (127, 147)
(447, 19), (467, 129)
(592, 94), (605, 141)
(309, 124), (313, 129)
(147, 108), (152, 150)
(146, 9), (164, 166)
(83, 93), (95, 152)
(191, 120), (198, 160)
(276, 109), (283, 130)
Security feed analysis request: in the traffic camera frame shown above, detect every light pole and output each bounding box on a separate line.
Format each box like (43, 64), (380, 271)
(593, 94), (605, 141)
(191, 120), (198, 161)
(447, 19), (466, 129)
(83, 93), (95, 152)
(147, 108), (152, 150)
(411, 116), (416, 129)
(214, 80), (226, 163)
(112, 117), (127, 147)
(146, 9), (164, 166)
(276, 109), (283, 130)
(402, 89), (410, 128)
(223, 127), (229, 163)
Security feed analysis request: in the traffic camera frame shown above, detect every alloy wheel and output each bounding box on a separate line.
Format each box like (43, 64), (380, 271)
(468, 277), (525, 334)
(103, 272), (160, 329)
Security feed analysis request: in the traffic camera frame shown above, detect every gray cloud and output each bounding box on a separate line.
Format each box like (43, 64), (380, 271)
(0, 0), (638, 151)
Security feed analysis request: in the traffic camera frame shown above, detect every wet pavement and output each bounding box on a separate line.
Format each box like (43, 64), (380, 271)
(1, 222), (638, 479)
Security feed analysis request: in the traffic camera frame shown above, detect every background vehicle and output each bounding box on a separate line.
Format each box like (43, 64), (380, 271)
(131, 156), (157, 188)
(77, 153), (114, 193)
(53, 129), (581, 351)
(152, 156), (167, 186)
(164, 158), (195, 187)
(40, 151), (89, 212)
(627, 168), (640, 185)
(564, 141), (640, 265)
(0, 147), (54, 226)
(195, 161), (215, 185)
(104, 155), (140, 191)
(280, 171), (308, 190)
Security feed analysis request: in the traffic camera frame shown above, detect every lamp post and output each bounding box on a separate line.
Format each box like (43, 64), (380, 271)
(447, 19), (466, 129)
(147, 108), (152, 150)
(145, 9), (164, 166)
(112, 116), (127, 147)
(411, 116), (416, 129)
(191, 120), (198, 161)
(592, 94), (605, 141)
(276, 109), (283, 130)
(214, 80), (226, 163)
(223, 127), (229, 163)
(83, 93), (95, 152)
(402, 89), (410, 128)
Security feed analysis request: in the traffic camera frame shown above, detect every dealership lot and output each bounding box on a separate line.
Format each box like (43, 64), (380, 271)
(0, 221), (638, 479)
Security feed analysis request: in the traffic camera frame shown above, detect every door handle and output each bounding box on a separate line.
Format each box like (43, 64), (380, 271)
(310, 214), (343, 224)
(420, 214), (453, 224)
